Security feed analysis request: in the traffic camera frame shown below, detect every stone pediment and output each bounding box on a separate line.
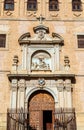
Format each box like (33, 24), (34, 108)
(18, 24), (64, 45)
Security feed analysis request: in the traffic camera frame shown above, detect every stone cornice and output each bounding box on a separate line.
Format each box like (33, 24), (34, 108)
(7, 73), (75, 82)
(19, 39), (64, 45)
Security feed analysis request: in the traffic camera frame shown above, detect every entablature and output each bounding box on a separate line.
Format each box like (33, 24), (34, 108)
(8, 73), (75, 82)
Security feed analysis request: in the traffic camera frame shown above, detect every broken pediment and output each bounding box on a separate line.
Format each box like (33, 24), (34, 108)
(18, 32), (31, 44)
(18, 25), (64, 45)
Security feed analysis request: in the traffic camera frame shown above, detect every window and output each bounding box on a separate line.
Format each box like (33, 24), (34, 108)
(49, 0), (59, 11)
(27, 0), (37, 11)
(72, 0), (82, 11)
(0, 34), (6, 48)
(77, 35), (84, 48)
(4, 0), (14, 11)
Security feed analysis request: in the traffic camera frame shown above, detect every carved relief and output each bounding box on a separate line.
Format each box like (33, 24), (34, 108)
(50, 13), (58, 18)
(38, 30), (45, 40)
(31, 51), (51, 71)
(27, 11), (37, 17)
(5, 11), (13, 16)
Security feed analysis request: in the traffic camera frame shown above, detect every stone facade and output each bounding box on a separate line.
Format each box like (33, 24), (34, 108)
(0, 0), (84, 130)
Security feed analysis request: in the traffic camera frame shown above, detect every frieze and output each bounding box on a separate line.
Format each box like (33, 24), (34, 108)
(26, 80), (38, 87)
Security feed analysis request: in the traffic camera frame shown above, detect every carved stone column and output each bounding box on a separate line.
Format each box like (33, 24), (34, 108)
(57, 79), (64, 107)
(11, 79), (18, 109)
(65, 79), (72, 108)
(18, 79), (26, 109)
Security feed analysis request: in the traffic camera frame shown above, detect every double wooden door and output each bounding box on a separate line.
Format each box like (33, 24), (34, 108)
(28, 90), (55, 130)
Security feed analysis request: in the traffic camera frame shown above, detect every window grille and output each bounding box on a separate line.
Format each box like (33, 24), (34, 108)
(72, 0), (82, 11)
(4, 0), (14, 11)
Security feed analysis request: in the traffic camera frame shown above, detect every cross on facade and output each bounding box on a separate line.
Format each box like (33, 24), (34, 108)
(37, 14), (45, 24)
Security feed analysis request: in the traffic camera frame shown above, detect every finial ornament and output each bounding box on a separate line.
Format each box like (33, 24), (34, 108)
(37, 14), (45, 24)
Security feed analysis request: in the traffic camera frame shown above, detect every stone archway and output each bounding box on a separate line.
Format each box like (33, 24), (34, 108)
(28, 90), (55, 130)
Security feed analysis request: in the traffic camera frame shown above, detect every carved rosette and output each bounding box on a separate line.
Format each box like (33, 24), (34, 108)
(38, 78), (45, 87)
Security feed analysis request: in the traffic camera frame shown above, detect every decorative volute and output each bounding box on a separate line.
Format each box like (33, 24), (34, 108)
(18, 25), (64, 45)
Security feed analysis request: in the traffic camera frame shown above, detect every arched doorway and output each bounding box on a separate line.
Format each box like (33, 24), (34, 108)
(28, 90), (55, 130)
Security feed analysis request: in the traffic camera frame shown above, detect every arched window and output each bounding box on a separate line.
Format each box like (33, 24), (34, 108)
(4, 0), (14, 10)
(27, 0), (37, 11)
(49, 0), (59, 11)
(72, 0), (82, 11)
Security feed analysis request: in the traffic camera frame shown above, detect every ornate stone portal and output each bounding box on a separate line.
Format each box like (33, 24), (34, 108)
(8, 23), (75, 130)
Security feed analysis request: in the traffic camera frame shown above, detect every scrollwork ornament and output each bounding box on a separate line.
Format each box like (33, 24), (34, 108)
(5, 11), (12, 16)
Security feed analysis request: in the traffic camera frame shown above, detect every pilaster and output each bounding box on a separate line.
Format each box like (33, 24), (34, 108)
(65, 79), (72, 107)
(57, 79), (64, 107)
(11, 79), (18, 109)
(18, 79), (26, 109)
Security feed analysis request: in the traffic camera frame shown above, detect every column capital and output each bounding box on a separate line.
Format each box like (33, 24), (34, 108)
(66, 87), (72, 92)
(11, 79), (18, 90)
(64, 79), (72, 91)
(57, 86), (64, 92)
(56, 79), (64, 87)
(18, 79), (26, 91)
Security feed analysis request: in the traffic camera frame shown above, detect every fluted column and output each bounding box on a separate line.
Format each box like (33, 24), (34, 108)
(11, 79), (18, 109)
(57, 79), (64, 107)
(18, 79), (26, 109)
(65, 79), (72, 108)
